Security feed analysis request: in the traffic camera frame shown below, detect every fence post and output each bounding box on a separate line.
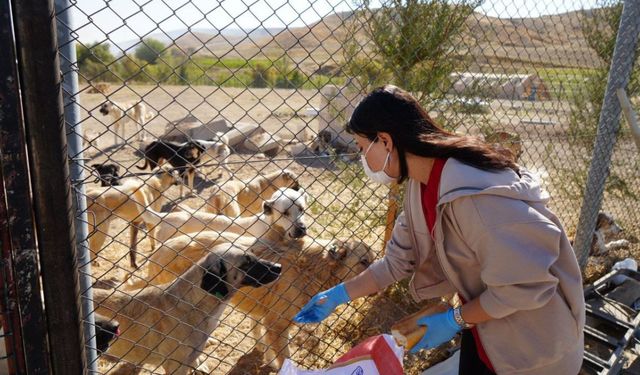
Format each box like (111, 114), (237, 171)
(11, 0), (87, 373)
(0, 3), (34, 373)
(574, 0), (640, 269)
(54, 0), (98, 372)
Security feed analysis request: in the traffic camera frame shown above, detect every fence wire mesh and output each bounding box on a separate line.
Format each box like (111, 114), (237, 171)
(51, 0), (640, 373)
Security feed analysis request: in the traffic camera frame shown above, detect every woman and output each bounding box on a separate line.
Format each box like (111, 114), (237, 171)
(294, 85), (585, 374)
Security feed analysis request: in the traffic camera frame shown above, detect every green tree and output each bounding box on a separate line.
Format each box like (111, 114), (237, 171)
(250, 63), (276, 88)
(75, 42), (116, 81)
(570, 1), (640, 148)
(134, 38), (166, 65)
(76, 42), (114, 65)
(343, 0), (481, 106)
(274, 57), (306, 88)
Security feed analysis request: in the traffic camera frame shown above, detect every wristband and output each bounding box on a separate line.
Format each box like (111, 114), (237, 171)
(453, 306), (475, 329)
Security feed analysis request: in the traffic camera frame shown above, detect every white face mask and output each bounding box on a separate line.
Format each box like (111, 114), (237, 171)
(361, 138), (396, 185)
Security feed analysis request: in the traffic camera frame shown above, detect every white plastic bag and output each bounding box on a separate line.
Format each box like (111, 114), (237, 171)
(279, 334), (404, 375)
(612, 257), (638, 285)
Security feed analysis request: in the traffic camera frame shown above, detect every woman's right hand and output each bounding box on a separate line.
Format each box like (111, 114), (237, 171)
(293, 283), (351, 323)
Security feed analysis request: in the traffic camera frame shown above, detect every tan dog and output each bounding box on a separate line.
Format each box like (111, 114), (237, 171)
(127, 188), (307, 271)
(145, 187), (308, 246)
(135, 231), (374, 369)
(135, 188), (307, 289)
(231, 238), (375, 368)
(86, 168), (179, 266)
(206, 169), (299, 217)
(94, 245), (282, 374)
(99, 100), (153, 144)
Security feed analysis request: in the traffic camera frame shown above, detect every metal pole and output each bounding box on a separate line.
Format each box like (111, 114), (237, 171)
(574, 0), (640, 269)
(0, 4), (36, 373)
(616, 88), (640, 151)
(54, 0), (98, 372)
(11, 0), (86, 373)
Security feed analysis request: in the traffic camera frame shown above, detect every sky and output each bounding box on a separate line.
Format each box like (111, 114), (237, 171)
(69, 0), (600, 44)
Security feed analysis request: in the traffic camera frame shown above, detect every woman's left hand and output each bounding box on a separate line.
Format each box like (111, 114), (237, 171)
(410, 308), (462, 353)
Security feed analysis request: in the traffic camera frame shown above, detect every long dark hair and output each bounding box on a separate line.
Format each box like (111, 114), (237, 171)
(346, 85), (519, 183)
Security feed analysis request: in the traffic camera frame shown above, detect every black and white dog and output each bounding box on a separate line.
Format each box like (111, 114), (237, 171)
(589, 212), (631, 256)
(137, 139), (229, 197)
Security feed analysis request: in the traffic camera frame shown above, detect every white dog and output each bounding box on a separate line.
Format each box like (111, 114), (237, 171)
(99, 100), (153, 144)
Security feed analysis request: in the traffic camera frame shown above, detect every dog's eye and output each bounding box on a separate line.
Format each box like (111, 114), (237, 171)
(284, 209), (290, 216)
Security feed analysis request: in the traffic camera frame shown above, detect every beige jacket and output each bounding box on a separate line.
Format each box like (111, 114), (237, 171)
(369, 158), (585, 375)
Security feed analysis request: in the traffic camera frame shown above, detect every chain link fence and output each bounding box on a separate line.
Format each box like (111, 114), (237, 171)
(47, 0), (640, 373)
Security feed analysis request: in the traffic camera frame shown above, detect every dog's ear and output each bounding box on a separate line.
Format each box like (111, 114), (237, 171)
(263, 199), (274, 215)
(91, 163), (101, 169)
(297, 188), (309, 206)
(595, 212), (609, 229)
(201, 258), (229, 299)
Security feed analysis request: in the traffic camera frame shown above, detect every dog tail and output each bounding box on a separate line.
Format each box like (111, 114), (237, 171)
(136, 159), (150, 170)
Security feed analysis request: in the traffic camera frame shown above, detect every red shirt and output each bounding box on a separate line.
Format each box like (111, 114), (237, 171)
(420, 158), (446, 239)
(420, 159), (495, 372)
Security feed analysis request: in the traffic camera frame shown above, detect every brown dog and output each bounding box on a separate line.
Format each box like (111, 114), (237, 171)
(94, 245), (282, 374)
(206, 169), (299, 217)
(135, 231), (374, 369)
(85, 168), (179, 267)
(231, 238), (375, 368)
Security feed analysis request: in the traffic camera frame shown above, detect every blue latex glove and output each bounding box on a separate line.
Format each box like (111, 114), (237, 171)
(410, 308), (462, 354)
(293, 283), (351, 323)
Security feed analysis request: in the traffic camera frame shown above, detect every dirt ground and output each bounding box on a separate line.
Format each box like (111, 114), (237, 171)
(80, 85), (640, 374)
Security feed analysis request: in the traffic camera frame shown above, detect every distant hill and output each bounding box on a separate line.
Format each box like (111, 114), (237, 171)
(114, 26), (284, 54)
(113, 9), (603, 72)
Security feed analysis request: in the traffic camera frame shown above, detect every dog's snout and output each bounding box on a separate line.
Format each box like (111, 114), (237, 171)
(242, 259), (282, 287)
(269, 262), (282, 278)
(292, 223), (307, 238)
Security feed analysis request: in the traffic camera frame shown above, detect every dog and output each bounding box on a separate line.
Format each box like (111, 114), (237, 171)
(137, 139), (229, 198)
(93, 313), (120, 354)
(130, 229), (373, 369)
(128, 188), (308, 288)
(99, 100), (152, 144)
(145, 187), (308, 246)
(206, 169), (300, 217)
(91, 163), (121, 187)
(230, 238), (375, 368)
(589, 211), (631, 256)
(93, 245), (281, 374)
(85, 168), (180, 266)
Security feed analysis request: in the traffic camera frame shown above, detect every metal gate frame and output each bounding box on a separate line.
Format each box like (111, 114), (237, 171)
(0, 0), (87, 373)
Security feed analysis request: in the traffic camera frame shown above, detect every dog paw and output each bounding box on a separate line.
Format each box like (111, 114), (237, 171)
(93, 277), (119, 290)
(193, 364), (210, 374)
(615, 239), (631, 249)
